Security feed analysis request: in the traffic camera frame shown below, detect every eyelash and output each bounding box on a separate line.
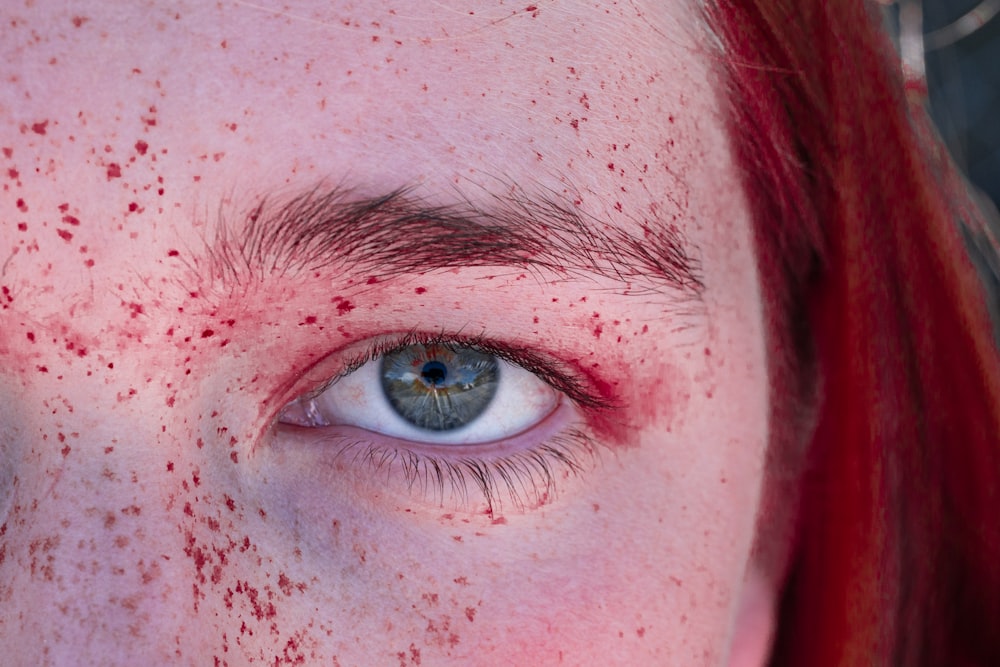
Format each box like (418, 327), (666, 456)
(290, 330), (613, 513)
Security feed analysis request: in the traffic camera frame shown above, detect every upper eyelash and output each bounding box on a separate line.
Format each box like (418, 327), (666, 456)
(306, 329), (616, 412)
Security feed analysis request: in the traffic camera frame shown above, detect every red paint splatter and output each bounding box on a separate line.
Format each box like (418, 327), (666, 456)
(200, 329), (214, 338)
(303, 315), (317, 325)
(414, 287), (427, 294)
(1, 147), (11, 158)
(336, 299), (355, 315)
(7, 168), (18, 180)
(16, 222), (27, 232)
(230, 451), (239, 463)
(134, 140), (148, 155)
(366, 276), (378, 284)
(56, 229), (73, 242)
(31, 121), (48, 135)
(26, 332), (35, 342)
(71, 16), (89, 27)
(106, 163), (122, 179)
(62, 215), (80, 226)
(16, 198), (27, 212)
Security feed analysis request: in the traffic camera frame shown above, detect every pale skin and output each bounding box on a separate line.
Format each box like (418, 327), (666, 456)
(0, 2), (777, 665)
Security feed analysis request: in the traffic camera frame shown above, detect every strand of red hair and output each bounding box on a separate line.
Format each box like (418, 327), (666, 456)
(703, 1), (1000, 665)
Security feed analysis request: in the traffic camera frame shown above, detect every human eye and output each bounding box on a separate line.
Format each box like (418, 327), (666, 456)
(275, 332), (607, 513)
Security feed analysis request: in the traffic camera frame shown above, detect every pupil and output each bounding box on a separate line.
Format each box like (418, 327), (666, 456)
(421, 360), (448, 386)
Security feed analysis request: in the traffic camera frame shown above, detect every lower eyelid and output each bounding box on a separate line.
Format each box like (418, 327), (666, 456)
(275, 397), (574, 459)
(270, 400), (597, 512)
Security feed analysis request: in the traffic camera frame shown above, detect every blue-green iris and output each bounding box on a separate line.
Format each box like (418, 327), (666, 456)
(380, 344), (499, 431)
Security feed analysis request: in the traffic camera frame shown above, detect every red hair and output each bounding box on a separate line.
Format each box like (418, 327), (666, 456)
(704, 1), (1000, 664)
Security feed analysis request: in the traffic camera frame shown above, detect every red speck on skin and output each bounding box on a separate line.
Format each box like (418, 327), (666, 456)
(366, 276), (378, 284)
(134, 140), (148, 155)
(167, 461), (175, 471)
(26, 332), (35, 342)
(16, 198), (27, 212)
(465, 607), (476, 622)
(200, 329), (214, 338)
(71, 15), (89, 27)
(303, 315), (317, 325)
(2, 147), (12, 158)
(61, 445), (71, 457)
(37, 365), (48, 373)
(127, 202), (139, 212)
(637, 627), (646, 638)
(230, 451), (239, 463)
(62, 215), (80, 226)
(196, 438), (204, 449)
(336, 300), (355, 315)
(7, 168), (18, 179)
(31, 121), (48, 135)
(167, 249), (179, 257)
(56, 228), (73, 242)
(17, 222), (27, 232)
(165, 395), (176, 407)
(106, 163), (122, 179)
(414, 287), (427, 294)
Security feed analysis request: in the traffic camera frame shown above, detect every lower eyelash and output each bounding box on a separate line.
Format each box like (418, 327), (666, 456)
(331, 429), (598, 515)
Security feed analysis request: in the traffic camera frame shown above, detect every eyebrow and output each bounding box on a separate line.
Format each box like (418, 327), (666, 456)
(201, 184), (704, 301)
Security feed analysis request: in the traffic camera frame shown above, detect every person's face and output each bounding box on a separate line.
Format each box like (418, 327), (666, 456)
(0, 2), (774, 665)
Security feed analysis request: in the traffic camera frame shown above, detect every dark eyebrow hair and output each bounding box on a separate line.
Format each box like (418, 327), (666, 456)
(201, 184), (704, 301)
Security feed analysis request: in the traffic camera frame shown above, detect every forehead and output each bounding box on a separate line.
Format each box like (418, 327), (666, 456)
(1, 2), (734, 325)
